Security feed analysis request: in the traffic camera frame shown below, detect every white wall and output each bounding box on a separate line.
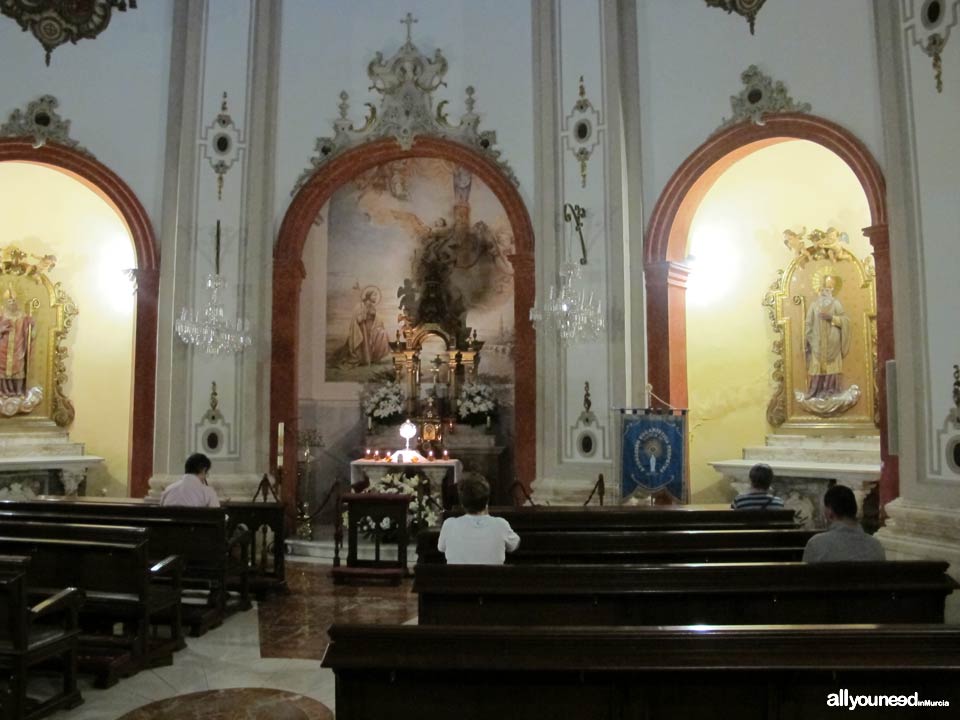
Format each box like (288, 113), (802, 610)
(635, 0), (884, 227)
(0, 2), (174, 227)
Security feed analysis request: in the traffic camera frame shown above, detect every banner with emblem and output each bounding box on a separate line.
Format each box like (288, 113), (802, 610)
(618, 409), (688, 502)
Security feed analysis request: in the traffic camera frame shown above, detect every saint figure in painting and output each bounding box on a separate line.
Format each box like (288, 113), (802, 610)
(804, 275), (851, 399)
(0, 288), (35, 398)
(334, 286), (390, 368)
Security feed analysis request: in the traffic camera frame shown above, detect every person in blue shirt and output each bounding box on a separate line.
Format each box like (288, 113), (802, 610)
(731, 463), (785, 510)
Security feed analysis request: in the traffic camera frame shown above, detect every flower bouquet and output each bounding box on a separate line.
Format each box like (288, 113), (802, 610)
(342, 471), (440, 541)
(362, 381), (404, 428)
(458, 381), (498, 426)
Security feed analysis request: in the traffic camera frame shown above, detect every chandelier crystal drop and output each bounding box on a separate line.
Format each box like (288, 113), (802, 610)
(529, 261), (604, 344)
(176, 221), (252, 354)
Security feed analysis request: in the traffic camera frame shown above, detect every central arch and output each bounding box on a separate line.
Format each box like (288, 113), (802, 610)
(644, 113), (897, 508)
(271, 136), (536, 505)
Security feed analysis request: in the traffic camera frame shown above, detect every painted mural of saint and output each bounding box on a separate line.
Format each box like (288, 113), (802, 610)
(0, 289), (35, 398)
(333, 286), (390, 368)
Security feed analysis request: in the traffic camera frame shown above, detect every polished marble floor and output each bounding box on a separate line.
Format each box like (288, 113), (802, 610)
(49, 558), (418, 719)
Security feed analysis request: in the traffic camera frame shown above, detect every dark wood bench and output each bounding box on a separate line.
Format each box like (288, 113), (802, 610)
(0, 555), (84, 720)
(0, 502), (250, 636)
(0, 521), (183, 687)
(322, 624), (960, 719)
(18, 497), (287, 600)
(415, 561), (959, 626)
(416, 528), (818, 564)
(454, 505), (800, 531)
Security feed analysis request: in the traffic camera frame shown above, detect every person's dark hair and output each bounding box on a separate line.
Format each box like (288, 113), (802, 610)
(823, 484), (858, 519)
(458, 473), (490, 514)
(748, 463), (774, 491)
(185, 453), (212, 476)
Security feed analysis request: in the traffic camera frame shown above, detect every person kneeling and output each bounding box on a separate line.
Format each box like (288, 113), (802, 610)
(437, 474), (520, 565)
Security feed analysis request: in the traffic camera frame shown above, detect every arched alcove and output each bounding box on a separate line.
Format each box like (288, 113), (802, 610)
(644, 113), (897, 507)
(272, 136), (536, 505)
(0, 139), (159, 494)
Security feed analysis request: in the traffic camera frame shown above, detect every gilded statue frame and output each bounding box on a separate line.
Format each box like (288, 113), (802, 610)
(763, 229), (877, 432)
(0, 247), (77, 427)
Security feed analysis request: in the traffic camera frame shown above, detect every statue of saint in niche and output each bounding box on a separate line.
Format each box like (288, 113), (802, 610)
(804, 275), (850, 398)
(795, 273), (860, 415)
(0, 287), (42, 416)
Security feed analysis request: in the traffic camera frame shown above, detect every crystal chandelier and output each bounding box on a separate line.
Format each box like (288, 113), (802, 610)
(176, 221), (252, 354)
(529, 204), (604, 344)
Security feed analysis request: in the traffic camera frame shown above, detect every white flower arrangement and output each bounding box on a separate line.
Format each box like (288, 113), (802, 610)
(458, 381), (498, 424)
(342, 471), (440, 539)
(362, 381), (404, 422)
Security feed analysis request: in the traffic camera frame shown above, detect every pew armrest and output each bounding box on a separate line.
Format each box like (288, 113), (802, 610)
(30, 586), (84, 630)
(150, 554), (184, 594)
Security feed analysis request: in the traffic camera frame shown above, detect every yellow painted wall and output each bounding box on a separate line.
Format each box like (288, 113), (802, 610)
(0, 162), (136, 496)
(685, 140), (873, 502)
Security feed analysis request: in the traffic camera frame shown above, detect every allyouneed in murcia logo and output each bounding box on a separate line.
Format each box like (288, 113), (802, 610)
(827, 689), (950, 710)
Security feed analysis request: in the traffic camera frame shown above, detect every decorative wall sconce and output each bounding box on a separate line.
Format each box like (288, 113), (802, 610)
(202, 92), (244, 200)
(905, 0), (958, 93)
(704, 0), (766, 35)
(564, 76), (601, 188)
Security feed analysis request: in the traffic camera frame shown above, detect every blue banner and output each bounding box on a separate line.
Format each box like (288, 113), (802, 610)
(620, 412), (686, 502)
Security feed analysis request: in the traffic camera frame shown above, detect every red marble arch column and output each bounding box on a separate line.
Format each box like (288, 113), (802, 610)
(0, 139), (160, 496)
(643, 113), (897, 506)
(272, 137), (536, 505)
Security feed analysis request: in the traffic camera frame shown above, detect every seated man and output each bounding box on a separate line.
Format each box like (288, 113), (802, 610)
(803, 485), (885, 562)
(160, 452), (220, 508)
(437, 474), (520, 565)
(731, 463), (784, 510)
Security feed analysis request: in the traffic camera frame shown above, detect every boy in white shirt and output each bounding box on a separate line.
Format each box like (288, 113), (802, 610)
(437, 474), (520, 564)
(160, 453), (220, 508)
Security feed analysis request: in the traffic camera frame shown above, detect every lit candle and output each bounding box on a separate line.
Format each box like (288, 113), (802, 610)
(442, 449), (449, 460)
(365, 448), (372, 459)
(277, 422), (284, 470)
(374, 449), (380, 460)
(428, 450), (435, 461)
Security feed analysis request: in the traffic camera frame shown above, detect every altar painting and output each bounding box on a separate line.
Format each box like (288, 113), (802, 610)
(324, 158), (515, 385)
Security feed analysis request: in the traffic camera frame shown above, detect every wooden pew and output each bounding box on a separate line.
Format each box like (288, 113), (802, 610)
(322, 624), (960, 719)
(458, 504), (800, 531)
(414, 561), (958, 626)
(11, 497), (287, 600)
(0, 502), (250, 635)
(0, 555), (84, 720)
(416, 528), (818, 565)
(0, 522), (183, 687)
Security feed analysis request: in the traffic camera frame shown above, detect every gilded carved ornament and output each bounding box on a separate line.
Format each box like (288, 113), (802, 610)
(716, 65), (811, 132)
(0, 0), (136, 66)
(0, 95), (91, 155)
(201, 92), (244, 202)
(293, 13), (517, 195)
(563, 76), (602, 189)
(704, 0), (766, 35)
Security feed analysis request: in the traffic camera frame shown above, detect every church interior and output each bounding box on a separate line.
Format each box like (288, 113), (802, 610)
(0, 0), (958, 717)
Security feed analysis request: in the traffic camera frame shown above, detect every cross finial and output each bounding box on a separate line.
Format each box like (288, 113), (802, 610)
(401, 13), (417, 43)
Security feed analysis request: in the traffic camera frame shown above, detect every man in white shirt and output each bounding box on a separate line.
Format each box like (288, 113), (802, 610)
(438, 473), (520, 565)
(160, 453), (220, 508)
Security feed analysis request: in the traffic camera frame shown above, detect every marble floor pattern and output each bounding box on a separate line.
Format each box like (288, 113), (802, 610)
(46, 558), (418, 719)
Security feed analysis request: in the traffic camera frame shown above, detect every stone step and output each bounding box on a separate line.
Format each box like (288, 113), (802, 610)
(763, 434), (880, 450)
(743, 446), (879, 464)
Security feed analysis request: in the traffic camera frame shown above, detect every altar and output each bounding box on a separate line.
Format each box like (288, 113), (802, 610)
(350, 458), (462, 510)
(0, 428), (102, 498)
